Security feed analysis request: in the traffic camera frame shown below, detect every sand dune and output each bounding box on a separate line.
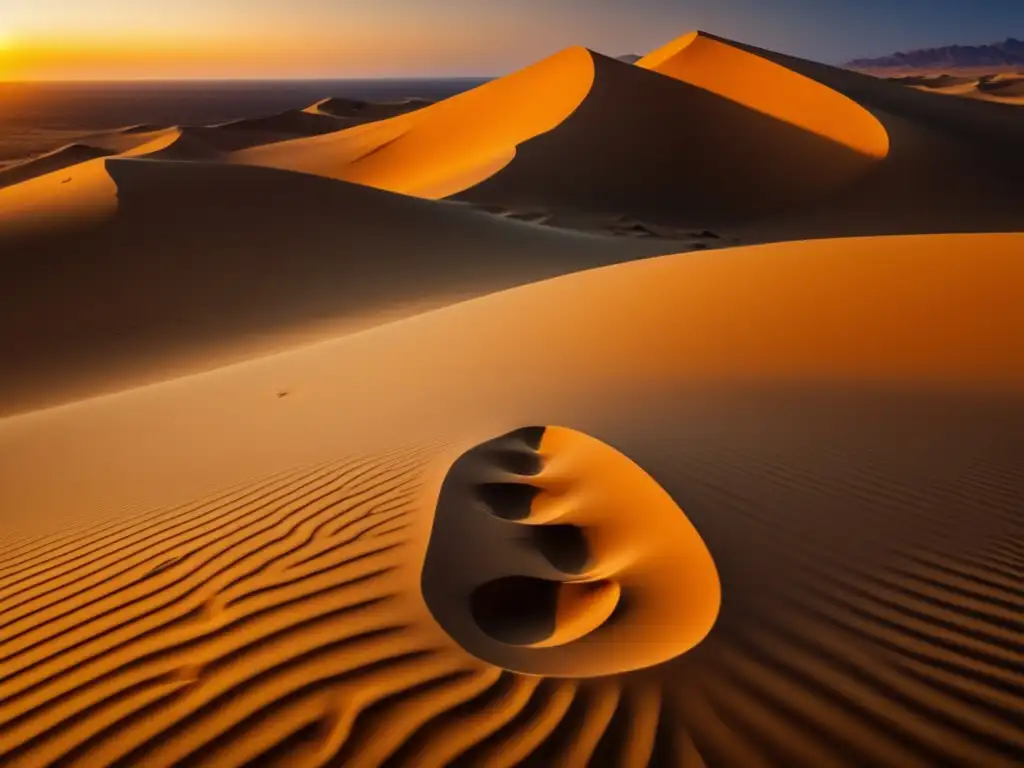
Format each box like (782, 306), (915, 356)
(891, 74), (980, 89)
(982, 73), (1024, 96)
(233, 47), (595, 199)
(1, 233), (1022, 765)
(637, 31), (889, 160)
(0, 144), (115, 190)
(216, 109), (344, 136)
(115, 128), (225, 160)
(0, 128), (219, 189)
(232, 32), (1024, 239)
(2, 26), (1023, 767)
(0, 99), (424, 188)
(0, 157), (677, 415)
(234, 46), (889, 229)
(890, 73), (1024, 104)
(0, 157), (118, 234)
(665, 33), (1024, 239)
(305, 96), (434, 122)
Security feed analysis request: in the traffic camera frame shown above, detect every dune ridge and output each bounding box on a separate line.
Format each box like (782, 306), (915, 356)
(1, 26), (1023, 767)
(234, 45), (890, 229)
(304, 96), (434, 122)
(637, 31), (890, 159)
(660, 34), (1024, 239)
(0, 144), (116, 190)
(897, 73), (1024, 103)
(234, 47), (596, 199)
(0, 157), (678, 415)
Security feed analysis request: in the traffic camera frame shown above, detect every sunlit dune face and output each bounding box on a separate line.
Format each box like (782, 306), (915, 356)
(233, 46), (596, 199)
(639, 31), (891, 161)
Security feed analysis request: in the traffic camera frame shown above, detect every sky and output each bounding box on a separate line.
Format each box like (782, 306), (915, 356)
(0, 0), (1022, 80)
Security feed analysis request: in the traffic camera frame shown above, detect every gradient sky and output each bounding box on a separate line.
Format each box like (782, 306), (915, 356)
(1, 0), (1022, 80)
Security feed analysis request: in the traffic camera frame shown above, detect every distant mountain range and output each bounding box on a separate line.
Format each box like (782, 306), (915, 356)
(846, 38), (1024, 71)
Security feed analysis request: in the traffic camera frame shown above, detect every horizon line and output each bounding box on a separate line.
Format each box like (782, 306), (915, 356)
(0, 75), (498, 85)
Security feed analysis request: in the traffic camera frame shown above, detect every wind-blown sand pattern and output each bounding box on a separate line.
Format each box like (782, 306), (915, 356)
(1, 26), (1023, 767)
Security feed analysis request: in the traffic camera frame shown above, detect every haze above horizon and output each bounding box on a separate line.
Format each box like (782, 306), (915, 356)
(1, 0), (1021, 81)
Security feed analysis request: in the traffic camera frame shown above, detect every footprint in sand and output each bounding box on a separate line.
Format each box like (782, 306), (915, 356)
(421, 425), (721, 677)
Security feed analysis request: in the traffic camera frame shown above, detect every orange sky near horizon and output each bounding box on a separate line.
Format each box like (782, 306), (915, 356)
(0, 2), (655, 80)
(3, 0), (1023, 80)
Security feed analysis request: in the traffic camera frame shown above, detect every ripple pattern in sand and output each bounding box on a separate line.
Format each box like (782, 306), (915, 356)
(2, 397), (1023, 766)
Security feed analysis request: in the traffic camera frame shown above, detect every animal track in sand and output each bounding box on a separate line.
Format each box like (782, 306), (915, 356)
(421, 425), (721, 677)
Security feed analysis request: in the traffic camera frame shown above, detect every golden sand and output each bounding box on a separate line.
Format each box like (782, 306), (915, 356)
(1, 28), (1023, 767)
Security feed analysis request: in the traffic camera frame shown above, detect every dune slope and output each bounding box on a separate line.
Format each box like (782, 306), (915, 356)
(234, 46), (886, 229)
(0, 158), (676, 415)
(233, 47), (596, 199)
(0, 233), (1021, 766)
(637, 31), (889, 160)
(0, 144), (115, 190)
(682, 32), (1024, 239)
(305, 96), (434, 122)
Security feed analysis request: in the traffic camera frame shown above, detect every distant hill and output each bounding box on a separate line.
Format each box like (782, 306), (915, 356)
(846, 38), (1024, 71)
(616, 54), (643, 64)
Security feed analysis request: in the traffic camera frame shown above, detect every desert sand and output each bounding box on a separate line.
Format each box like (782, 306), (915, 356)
(1, 28), (1023, 768)
(893, 72), (1024, 104)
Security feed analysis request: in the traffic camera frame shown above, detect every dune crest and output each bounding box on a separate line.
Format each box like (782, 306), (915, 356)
(233, 47), (596, 199)
(0, 157), (676, 414)
(638, 31), (890, 160)
(3, 25), (1024, 766)
(236, 44), (892, 228)
(422, 425), (721, 677)
(902, 72), (1024, 103)
(304, 96), (434, 122)
(0, 158), (117, 234)
(0, 144), (116, 191)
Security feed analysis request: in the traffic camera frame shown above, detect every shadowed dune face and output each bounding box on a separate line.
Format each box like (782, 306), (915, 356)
(637, 31), (890, 160)
(1, 230), (1023, 764)
(233, 47), (596, 199)
(717, 32), (1024, 147)
(233, 44), (888, 229)
(980, 74), (1024, 97)
(0, 144), (116, 191)
(906, 73), (1024, 103)
(674, 35), (1024, 240)
(0, 157), (118, 234)
(305, 96), (434, 122)
(0, 158), (675, 414)
(458, 51), (884, 228)
(422, 426), (720, 677)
